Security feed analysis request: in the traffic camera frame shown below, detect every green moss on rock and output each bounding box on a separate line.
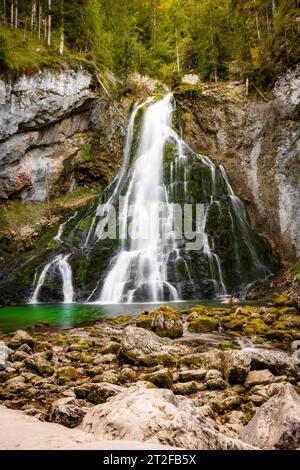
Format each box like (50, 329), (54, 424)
(136, 305), (183, 339)
(188, 316), (218, 333)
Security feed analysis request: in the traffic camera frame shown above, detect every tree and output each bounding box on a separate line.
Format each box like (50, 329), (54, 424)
(31, 0), (36, 30)
(47, 0), (51, 46)
(59, 0), (64, 55)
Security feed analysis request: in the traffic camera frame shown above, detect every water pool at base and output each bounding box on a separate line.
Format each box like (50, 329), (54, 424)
(0, 300), (231, 332)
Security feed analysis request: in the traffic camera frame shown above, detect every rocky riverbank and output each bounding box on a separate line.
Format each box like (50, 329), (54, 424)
(0, 302), (299, 450)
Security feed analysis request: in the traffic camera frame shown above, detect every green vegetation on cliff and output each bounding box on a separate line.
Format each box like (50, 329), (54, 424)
(0, 1), (299, 89)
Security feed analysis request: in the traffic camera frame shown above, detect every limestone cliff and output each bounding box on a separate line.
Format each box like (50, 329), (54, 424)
(0, 69), (126, 201)
(176, 66), (300, 262)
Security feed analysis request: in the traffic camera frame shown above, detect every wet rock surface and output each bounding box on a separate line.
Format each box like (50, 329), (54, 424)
(176, 66), (300, 261)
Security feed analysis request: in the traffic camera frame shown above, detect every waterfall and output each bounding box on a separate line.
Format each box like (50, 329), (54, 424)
(99, 93), (181, 303)
(54, 211), (78, 244)
(219, 165), (271, 278)
(26, 93), (274, 304)
(85, 99), (153, 246)
(30, 254), (74, 303)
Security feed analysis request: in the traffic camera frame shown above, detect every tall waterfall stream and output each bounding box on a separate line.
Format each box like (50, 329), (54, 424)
(30, 94), (273, 304)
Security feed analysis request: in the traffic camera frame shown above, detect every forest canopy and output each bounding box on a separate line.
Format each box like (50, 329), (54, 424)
(0, 1), (299, 89)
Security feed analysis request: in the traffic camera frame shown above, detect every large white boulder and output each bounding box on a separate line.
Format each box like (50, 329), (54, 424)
(81, 383), (255, 450)
(239, 384), (300, 449)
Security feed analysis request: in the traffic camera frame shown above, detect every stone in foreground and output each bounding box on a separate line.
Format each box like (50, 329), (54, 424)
(239, 384), (300, 449)
(48, 397), (87, 428)
(119, 326), (188, 366)
(81, 384), (255, 450)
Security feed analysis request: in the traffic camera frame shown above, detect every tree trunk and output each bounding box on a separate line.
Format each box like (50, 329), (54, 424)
(38, 3), (42, 39)
(266, 4), (271, 35)
(176, 28), (180, 73)
(255, 10), (261, 41)
(272, 0), (276, 17)
(31, 0), (37, 31)
(23, 15), (28, 41)
(10, 0), (14, 27)
(59, 0), (64, 55)
(47, 0), (51, 46)
(245, 76), (249, 97)
(3, 0), (6, 22)
(152, 0), (157, 52)
(14, 0), (17, 28)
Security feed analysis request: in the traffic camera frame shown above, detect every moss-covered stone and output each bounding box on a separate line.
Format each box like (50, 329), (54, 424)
(178, 368), (206, 382)
(25, 355), (54, 377)
(68, 340), (95, 352)
(136, 305), (183, 339)
(142, 368), (173, 389)
(172, 381), (199, 395)
(101, 341), (121, 355)
(271, 294), (293, 307)
(107, 316), (131, 325)
(118, 368), (137, 384)
(223, 319), (244, 331)
(220, 341), (242, 351)
(136, 312), (153, 330)
(187, 316), (218, 333)
(56, 367), (78, 385)
(265, 329), (292, 341)
(243, 319), (269, 336)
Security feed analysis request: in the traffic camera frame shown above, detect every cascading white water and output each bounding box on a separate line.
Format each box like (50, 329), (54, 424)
(28, 93), (273, 304)
(99, 94), (181, 303)
(54, 211), (78, 243)
(85, 99), (153, 246)
(30, 254), (74, 303)
(219, 165), (271, 278)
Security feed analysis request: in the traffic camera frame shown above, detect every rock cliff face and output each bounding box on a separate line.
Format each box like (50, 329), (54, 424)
(176, 66), (300, 262)
(0, 69), (125, 200)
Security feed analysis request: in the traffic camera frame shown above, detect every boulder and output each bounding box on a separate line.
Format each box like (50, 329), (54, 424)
(244, 369), (275, 388)
(100, 342), (121, 355)
(8, 330), (35, 349)
(205, 369), (223, 381)
(222, 350), (252, 385)
(48, 397), (87, 428)
(180, 350), (222, 370)
(239, 384), (300, 449)
(136, 305), (183, 339)
(74, 382), (123, 405)
(250, 349), (298, 377)
(12, 350), (29, 363)
(5, 375), (28, 393)
(81, 384), (255, 450)
(17, 344), (32, 354)
(178, 368), (206, 382)
(119, 326), (187, 366)
(100, 371), (119, 384)
(142, 368), (173, 389)
(25, 353), (54, 377)
(205, 369), (227, 390)
(0, 342), (10, 371)
(188, 316), (218, 333)
(193, 389), (243, 414)
(118, 368), (137, 384)
(56, 367), (78, 385)
(93, 354), (117, 365)
(172, 381), (202, 395)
